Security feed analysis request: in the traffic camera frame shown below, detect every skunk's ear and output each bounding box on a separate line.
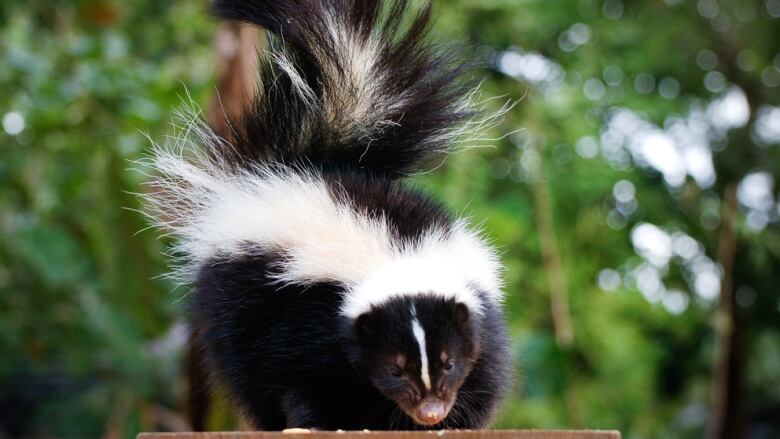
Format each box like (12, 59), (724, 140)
(454, 302), (471, 329)
(354, 312), (375, 341)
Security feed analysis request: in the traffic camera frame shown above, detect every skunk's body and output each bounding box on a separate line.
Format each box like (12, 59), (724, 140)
(146, 0), (511, 430)
(195, 256), (509, 430)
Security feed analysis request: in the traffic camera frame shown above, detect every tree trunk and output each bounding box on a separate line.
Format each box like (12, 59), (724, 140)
(185, 21), (260, 431)
(523, 107), (574, 350)
(705, 183), (743, 439)
(207, 22), (260, 140)
(530, 162), (574, 349)
(524, 102), (579, 427)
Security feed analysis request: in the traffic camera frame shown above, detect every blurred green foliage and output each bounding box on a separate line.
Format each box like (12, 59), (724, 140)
(1, 0), (779, 438)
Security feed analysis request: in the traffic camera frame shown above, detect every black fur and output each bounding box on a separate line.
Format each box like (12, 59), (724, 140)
(193, 252), (510, 429)
(324, 170), (454, 242)
(183, 0), (511, 430)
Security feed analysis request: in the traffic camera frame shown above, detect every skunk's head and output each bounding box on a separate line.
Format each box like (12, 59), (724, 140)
(352, 295), (479, 426)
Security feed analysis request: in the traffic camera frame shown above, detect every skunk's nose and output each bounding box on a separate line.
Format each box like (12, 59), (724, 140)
(416, 399), (447, 425)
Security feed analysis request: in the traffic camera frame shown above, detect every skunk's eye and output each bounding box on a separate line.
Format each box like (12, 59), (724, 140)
(389, 365), (403, 377)
(443, 359), (455, 371)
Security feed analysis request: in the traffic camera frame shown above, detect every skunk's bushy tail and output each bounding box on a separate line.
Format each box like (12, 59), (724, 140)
(211, 0), (485, 178)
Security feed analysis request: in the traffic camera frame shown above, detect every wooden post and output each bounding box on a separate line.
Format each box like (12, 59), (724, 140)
(139, 431), (621, 439)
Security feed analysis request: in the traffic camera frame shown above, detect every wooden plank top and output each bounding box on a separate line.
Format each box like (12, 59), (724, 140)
(139, 430), (620, 439)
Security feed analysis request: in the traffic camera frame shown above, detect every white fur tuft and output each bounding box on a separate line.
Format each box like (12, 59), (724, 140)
(268, 8), (402, 143)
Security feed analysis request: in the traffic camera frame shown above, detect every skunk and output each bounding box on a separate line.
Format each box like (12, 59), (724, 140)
(144, 0), (511, 430)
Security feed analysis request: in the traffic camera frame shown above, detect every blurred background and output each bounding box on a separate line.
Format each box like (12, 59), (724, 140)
(1, 0), (779, 438)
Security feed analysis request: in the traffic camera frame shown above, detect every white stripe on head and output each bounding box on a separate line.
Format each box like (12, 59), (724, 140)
(410, 307), (431, 391)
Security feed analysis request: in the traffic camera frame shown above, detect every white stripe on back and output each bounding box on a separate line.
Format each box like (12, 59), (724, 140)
(146, 130), (503, 316)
